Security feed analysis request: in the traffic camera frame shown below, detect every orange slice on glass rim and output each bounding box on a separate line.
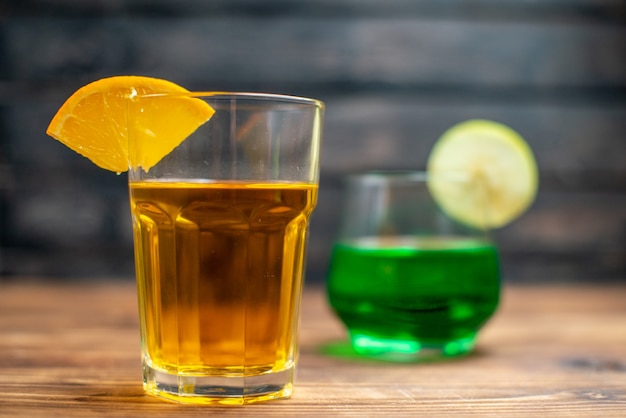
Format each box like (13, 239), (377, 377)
(46, 76), (215, 173)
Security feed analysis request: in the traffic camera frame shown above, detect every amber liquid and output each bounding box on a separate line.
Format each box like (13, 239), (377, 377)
(129, 181), (317, 377)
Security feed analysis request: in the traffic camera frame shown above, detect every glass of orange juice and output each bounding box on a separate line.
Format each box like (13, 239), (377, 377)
(127, 92), (324, 404)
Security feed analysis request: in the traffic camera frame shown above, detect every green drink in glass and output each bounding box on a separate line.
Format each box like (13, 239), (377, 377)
(327, 171), (500, 360)
(328, 236), (500, 358)
(327, 121), (538, 360)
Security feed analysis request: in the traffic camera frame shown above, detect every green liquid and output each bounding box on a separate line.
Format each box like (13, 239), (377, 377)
(327, 236), (500, 359)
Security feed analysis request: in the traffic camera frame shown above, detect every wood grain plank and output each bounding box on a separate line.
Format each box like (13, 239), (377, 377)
(0, 282), (625, 416)
(9, 0), (626, 23)
(6, 18), (625, 88)
(9, 98), (626, 176)
(318, 96), (626, 174)
(2, 0), (624, 282)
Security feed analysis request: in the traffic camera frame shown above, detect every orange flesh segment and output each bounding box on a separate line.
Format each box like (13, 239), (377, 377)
(46, 76), (215, 173)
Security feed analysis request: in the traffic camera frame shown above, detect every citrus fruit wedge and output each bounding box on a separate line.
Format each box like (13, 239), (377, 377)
(427, 119), (538, 229)
(46, 76), (215, 173)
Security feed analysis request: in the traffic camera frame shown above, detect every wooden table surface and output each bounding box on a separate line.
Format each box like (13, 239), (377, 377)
(1, 281), (625, 417)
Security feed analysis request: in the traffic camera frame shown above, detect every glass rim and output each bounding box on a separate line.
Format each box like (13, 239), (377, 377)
(346, 170), (475, 186)
(133, 91), (325, 109)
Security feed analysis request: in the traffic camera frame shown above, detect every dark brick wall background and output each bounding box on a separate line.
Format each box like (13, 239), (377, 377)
(1, 0), (625, 283)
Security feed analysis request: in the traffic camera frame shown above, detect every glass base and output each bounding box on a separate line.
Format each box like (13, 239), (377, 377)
(350, 332), (476, 362)
(142, 359), (294, 405)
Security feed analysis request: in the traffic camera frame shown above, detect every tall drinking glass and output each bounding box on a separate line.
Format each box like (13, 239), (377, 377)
(127, 92), (324, 404)
(327, 171), (500, 361)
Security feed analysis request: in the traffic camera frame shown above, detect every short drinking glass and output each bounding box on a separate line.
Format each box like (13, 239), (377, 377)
(128, 92), (324, 404)
(327, 171), (499, 360)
